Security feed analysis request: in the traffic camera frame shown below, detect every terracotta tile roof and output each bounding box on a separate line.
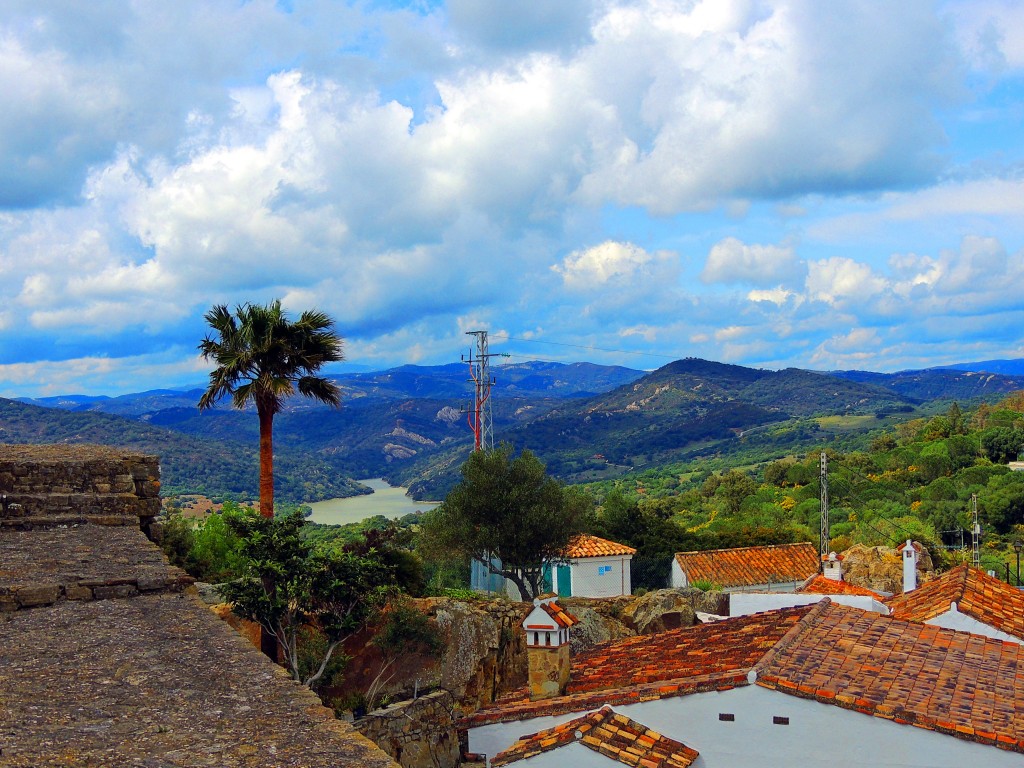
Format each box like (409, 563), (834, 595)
(674, 542), (819, 588)
(565, 534), (637, 559)
(464, 599), (1024, 755)
(535, 595), (579, 629)
(886, 565), (1024, 640)
(491, 705), (699, 767)
(756, 601), (1024, 753)
(462, 605), (817, 727)
(798, 574), (883, 598)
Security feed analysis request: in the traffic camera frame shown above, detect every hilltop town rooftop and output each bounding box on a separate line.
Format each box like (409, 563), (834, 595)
(0, 444), (396, 768)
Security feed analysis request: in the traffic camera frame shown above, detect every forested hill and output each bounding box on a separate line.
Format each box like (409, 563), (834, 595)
(0, 398), (366, 502)
(7, 358), (1024, 504)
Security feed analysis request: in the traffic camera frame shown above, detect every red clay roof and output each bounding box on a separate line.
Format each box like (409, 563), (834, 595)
(756, 601), (1024, 752)
(463, 605), (816, 727)
(674, 542), (819, 588)
(463, 599), (1024, 755)
(798, 574), (883, 598)
(565, 534), (637, 559)
(534, 596), (579, 629)
(491, 705), (699, 767)
(886, 565), (1024, 640)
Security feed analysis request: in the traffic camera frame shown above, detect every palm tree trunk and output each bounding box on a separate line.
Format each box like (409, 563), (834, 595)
(258, 404), (275, 518)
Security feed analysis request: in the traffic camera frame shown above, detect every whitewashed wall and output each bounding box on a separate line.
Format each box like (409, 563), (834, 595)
(927, 605), (1023, 645)
(468, 684), (1022, 768)
(729, 592), (888, 617)
(559, 555), (632, 598)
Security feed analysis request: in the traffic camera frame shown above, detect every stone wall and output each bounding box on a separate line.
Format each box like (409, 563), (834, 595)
(354, 690), (460, 768)
(0, 444), (161, 528)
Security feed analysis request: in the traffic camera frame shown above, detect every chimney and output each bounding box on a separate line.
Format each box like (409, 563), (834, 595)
(902, 540), (918, 593)
(523, 594), (577, 700)
(823, 552), (843, 581)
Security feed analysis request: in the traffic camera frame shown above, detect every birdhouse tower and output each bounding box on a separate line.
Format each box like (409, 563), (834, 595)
(523, 594), (578, 700)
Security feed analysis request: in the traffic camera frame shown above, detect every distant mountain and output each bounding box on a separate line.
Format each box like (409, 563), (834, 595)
(936, 358), (1024, 376)
(390, 359), (920, 497)
(16, 361), (645, 417)
(11, 358), (1021, 503)
(827, 367), (1024, 403)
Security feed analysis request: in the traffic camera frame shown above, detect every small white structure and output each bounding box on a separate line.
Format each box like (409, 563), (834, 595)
(522, 595), (578, 700)
(471, 534), (635, 600)
(901, 539), (918, 592)
(552, 535), (635, 598)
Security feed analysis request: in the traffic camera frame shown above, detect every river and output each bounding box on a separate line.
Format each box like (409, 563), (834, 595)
(306, 478), (440, 525)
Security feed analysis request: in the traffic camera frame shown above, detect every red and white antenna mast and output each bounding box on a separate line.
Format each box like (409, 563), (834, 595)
(463, 330), (498, 451)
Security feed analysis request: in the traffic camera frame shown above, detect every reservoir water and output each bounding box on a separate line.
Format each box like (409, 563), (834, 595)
(307, 478), (440, 525)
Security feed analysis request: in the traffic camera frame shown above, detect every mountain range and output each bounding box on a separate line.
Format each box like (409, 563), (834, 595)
(4, 357), (1023, 502)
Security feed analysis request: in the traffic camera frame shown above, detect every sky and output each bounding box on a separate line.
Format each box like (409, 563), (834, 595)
(1, 0), (1023, 398)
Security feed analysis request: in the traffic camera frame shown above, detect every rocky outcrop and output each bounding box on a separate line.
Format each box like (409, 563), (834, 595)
(430, 599), (529, 712)
(841, 542), (934, 594)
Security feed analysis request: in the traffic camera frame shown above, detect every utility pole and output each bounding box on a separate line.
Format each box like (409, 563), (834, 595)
(971, 494), (981, 568)
(463, 330), (499, 451)
(819, 452), (829, 564)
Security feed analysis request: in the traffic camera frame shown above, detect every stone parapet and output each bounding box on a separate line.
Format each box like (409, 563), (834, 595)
(355, 690), (460, 768)
(0, 444), (160, 528)
(0, 524), (193, 612)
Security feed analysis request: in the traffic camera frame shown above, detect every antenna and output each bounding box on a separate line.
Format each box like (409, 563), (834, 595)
(819, 452), (829, 565)
(462, 330), (501, 451)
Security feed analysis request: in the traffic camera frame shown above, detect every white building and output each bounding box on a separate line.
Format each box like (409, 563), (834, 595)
(471, 534), (636, 600)
(886, 563), (1024, 645)
(671, 542), (819, 592)
(462, 598), (1024, 767)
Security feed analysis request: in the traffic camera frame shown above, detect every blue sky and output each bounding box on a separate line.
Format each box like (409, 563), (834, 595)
(1, 0), (1022, 398)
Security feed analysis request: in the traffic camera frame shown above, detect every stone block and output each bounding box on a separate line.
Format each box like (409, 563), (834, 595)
(66, 585), (94, 600)
(14, 584), (61, 607)
(93, 584), (139, 600)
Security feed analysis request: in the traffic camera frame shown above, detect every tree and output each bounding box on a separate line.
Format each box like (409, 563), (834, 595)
(420, 445), (590, 601)
(198, 300), (343, 517)
(220, 510), (393, 687)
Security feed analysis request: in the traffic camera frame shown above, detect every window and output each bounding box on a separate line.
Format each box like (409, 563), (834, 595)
(718, 713), (735, 722)
(772, 716), (789, 725)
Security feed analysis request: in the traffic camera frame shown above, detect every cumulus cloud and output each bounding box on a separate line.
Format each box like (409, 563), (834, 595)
(805, 258), (888, 306)
(0, 1), (1021, 395)
(701, 237), (804, 286)
(553, 240), (675, 290)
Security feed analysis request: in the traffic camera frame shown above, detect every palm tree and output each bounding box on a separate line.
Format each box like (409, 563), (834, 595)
(198, 300), (344, 518)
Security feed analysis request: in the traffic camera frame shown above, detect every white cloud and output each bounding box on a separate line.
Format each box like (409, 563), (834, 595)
(806, 258), (887, 306)
(701, 237), (803, 286)
(553, 241), (675, 290)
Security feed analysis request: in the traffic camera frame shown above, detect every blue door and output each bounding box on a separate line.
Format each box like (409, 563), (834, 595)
(557, 564), (572, 597)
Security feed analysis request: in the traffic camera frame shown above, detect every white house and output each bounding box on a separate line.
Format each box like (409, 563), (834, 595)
(471, 534), (636, 600)
(461, 598), (1024, 767)
(728, 556), (889, 617)
(671, 542), (819, 592)
(551, 534), (635, 598)
(886, 563), (1024, 645)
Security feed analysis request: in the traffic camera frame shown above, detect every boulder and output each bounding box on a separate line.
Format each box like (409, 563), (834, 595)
(564, 605), (634, 654)
(840, 542), (934, 595)
(619, 589), (697, 634)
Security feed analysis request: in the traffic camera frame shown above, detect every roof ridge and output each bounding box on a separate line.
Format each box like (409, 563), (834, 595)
(676, 541), (815, 556)
(748, 599), (832, 683)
